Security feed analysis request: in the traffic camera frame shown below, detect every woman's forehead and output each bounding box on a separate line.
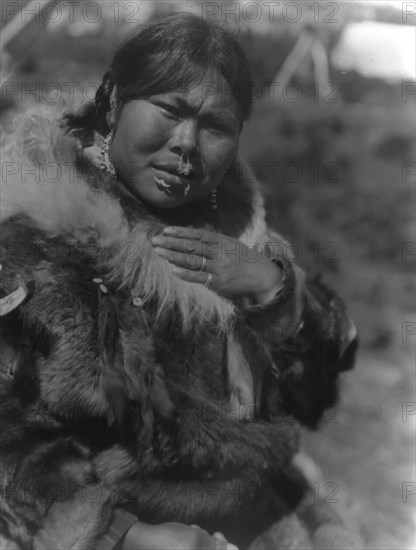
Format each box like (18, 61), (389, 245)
(159, 69), (238, 118)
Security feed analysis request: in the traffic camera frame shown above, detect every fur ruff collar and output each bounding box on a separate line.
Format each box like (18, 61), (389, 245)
(1, 108), (269, 332)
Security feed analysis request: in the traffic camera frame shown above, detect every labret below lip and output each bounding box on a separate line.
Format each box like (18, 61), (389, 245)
(154, 176), (190, 196)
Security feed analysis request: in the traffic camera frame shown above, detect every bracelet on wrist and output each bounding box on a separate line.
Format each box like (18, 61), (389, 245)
(247, 255), (296, 311)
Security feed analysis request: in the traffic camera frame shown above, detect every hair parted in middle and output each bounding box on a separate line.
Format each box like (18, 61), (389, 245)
(66, 12), (254, 137)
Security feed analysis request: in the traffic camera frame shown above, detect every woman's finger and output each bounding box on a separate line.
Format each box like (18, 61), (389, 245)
(171, 266), (216, 289)
(163, 226), (220, 243)
(153, 247), (213, 273)
(152, 235), (220, 259)
(152, 235), (204, 255)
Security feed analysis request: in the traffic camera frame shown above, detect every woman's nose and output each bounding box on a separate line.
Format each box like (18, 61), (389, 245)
(170, 119), (198, 155)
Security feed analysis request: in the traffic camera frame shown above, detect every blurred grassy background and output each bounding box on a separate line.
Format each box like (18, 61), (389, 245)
(1, 1), (415, 548)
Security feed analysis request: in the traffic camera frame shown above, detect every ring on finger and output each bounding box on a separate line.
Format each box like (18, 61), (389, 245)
(204, 272), (213, 289)
(200, 256), (207, 272)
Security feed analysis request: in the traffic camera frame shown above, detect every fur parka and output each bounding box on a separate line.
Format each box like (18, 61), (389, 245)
(0, 110), (357, 549)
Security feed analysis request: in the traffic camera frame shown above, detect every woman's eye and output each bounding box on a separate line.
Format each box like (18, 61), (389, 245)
(207, 123), (233, 135)
(157, 103), (179, 117)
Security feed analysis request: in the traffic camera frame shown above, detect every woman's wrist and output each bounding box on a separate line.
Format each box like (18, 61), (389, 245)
(242, 254), (306, 345)
(251, 259), (284, 305)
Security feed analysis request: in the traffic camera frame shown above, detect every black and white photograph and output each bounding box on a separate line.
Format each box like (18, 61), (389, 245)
(0, 1), (415, 549)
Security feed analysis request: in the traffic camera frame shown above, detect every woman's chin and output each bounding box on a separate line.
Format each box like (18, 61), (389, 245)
(141, 189), (190, 209)
(122, 173), (210, 210)
(121, 179), (187, 209)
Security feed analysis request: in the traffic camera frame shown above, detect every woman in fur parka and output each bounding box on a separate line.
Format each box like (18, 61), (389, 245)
(0, 13), (358, 550)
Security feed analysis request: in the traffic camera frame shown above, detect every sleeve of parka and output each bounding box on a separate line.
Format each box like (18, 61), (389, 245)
(240, 229), (358, 428)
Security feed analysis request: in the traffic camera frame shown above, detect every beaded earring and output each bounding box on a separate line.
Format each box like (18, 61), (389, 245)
(210, 189), (218, 210)
(99, 84), (117, 177)
(99, 130), (116, 177)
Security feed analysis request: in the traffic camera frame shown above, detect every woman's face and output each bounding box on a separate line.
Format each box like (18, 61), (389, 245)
(108, 67), (241, 208)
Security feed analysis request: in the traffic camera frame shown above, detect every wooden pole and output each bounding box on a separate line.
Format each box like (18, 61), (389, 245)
(271, 30), (315, 93)
(1, 0), (58, 50)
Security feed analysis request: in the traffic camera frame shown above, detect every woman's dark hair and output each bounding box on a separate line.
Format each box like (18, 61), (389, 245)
(65, 12), (253, 137)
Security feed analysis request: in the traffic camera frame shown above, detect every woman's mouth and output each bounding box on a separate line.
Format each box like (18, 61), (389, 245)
(151, 167), (198, 197)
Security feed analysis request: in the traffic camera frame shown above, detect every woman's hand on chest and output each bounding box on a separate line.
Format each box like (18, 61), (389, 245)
(151, 226), (283, 304)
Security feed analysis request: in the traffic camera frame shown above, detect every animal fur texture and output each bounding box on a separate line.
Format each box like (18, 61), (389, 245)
(0, 109), (357, 549)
